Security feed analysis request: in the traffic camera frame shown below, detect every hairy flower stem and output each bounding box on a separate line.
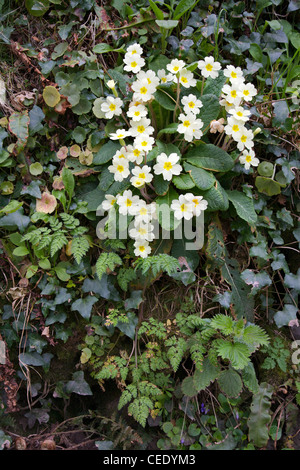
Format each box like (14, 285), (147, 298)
(173, 76), (180, 121)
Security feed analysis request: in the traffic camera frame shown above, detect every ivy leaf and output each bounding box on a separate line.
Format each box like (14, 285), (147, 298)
(71, 296), (98, 320)
(241, 269), (272, 294)
(0, 208), (30, 233)
(65, 371), (93, 396)
(284, 269), (300, 291)
(116, 311), (138, 339)
(124, 290), (143, 311)
(8, 111), (30, 144)
(273, 304), (298, 328)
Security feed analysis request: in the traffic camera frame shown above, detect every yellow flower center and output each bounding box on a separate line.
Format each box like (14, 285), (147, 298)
(133, 149), (141, 156)
(183, 120), (190, 128)
(232, 124), (239, 132)
(141, 140), (148, 147)
(139, 172), (146, 179)
(243, 89), (249, 96)
(245, 155), (252, 162)
(131, 61), (137, 68)
(206, 63), (213, 71)
(126, 199), (132, 206)
(237, 111), (243, 117)
(109, 103), (116, 111)
(163, 162), (173, 171)
(180, 203), (188, 212)
(241, 135), (247, 143)
(161, 77), (167, 83)
(193, 199), (199, 205)
(230, 90), (237, 98)
(173, 66), (179, 72)
(140, 207), (147, 215)
(117, 165), (124, 172)
(188, 102), (195, 108)
(139, 245), (145, 252)
(137, 125), (145, 133)
(231, 71), (237, 78)
(140, 87), (148, 95)
(138, 227), (147, 235)
(181, 76), (188, 83)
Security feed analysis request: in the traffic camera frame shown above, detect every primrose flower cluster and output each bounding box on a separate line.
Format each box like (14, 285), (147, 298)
(99, 43), (259, 258)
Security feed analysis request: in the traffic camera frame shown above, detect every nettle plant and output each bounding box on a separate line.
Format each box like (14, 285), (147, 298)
(94, 43), (261, 265)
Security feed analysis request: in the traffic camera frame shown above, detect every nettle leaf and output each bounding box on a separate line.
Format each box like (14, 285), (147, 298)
(226, 190), (257, 226)
(210, 314), (234, 335)
(215, 339), (251, 370)
(181, 376), (198, 397)
(242, 362), (259, 394)
(193, 357), (220, 392)
(185, 143), (234, 172)
(218, 368), (243, 397)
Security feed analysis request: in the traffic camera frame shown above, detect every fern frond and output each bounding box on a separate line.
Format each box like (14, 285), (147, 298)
(165, 336), (187, 372)
(95, 252), (122, 281)
(128, 397), (153, 428)
(71, 236), (90, 264)
(50, 232), (68, 257)
(117, 267), (136, 292)
(60, 212), (80, 230)
(134, 254), (180, 277)
(118, 384), (138, 410)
